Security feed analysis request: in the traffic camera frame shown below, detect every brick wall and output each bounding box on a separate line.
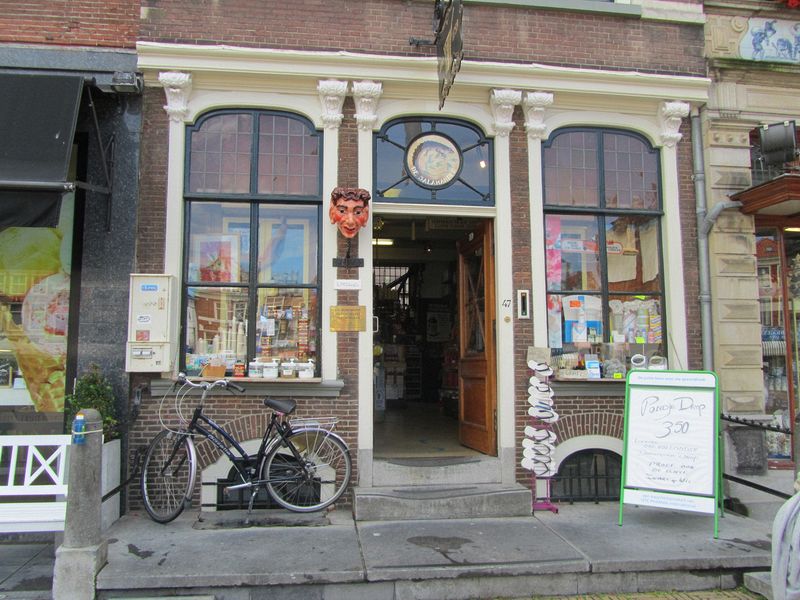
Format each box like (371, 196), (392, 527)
(138, 0), (705, 77)
(137, 87), (169, 273)
(0, 0), (138, 47)
(127, 390), (358, 510)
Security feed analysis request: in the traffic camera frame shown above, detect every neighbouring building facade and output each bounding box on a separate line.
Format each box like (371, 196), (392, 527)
(0, 2), (141, 441)
(702, 0), (799, 503)
(127, 0), (709, 514)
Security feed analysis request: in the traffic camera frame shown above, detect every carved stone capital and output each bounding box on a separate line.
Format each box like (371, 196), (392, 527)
(490, 89), (522, 137)
(317, 79), (348, 130)
(659, 101), (690, 148)
(523, 91), (554, 141)
(352, 80), (383, 132)
(158, 72), (192, 123)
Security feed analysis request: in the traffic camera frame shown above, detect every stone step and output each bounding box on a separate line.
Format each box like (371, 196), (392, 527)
(372, 455), (502, 487)
(744, 570), (773, 600)
(353, 483), (532, 521)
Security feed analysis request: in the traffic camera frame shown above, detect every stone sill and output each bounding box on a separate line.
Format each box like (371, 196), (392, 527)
(149, 378), (344, 398)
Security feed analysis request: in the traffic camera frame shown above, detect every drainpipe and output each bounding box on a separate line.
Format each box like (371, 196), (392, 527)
(691, 109), (742, 372)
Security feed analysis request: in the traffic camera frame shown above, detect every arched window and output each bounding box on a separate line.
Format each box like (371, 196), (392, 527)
(543, 128), (665, 379)
(181, 110), (322, 377)
(374, 117), (493, 206)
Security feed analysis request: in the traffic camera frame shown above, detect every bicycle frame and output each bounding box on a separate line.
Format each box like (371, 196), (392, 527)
(184, 404), (313, 494)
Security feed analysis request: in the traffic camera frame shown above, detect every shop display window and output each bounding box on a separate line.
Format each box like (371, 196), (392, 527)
(183, 110), (322, 378)
(543, 128), (664, 380)
(757, 228), (797, 462)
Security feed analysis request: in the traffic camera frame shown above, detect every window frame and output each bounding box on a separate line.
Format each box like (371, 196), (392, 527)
(373, 116), (495, 206)
(181, 109), (323, 377)
(542, 127), (666, 376)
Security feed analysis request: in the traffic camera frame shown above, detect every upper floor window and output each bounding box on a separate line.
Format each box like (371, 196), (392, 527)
(182, 110), (322, 378)
(543, 128), (665, 379)
(374, 117), (493, 206)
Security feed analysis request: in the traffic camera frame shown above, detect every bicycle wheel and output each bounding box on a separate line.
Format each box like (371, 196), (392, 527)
(140, 429), (196, 523)
(262, 428), (351, 512)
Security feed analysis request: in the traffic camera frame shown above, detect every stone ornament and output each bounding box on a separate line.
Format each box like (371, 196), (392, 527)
(158, 72), (192, 123)
(490, 89), (522, 137)
(659, 101), (690, 148)
(352, 80), (383, 132)
(317, 79), (348, 130)
(523, 91), (554, 141)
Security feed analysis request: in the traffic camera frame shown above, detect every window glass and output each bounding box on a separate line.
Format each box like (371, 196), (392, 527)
(544, 131), (598, 207)
(603, 132), (659, 210)
(257, 205), (318, 285)
(188, 113), (252, 194)
(606, 215), (661, 293)
(256, 288), (318, 362)
(183, 110), (321, 378)
(185, 287), (249, 375)
(257, 114), (319, 196)
(0, 189), (73, 431)
(544, 128), (664, 380)
(545, 214), (600, 292)
(375, 118), (493, 206)
(187, 202), (250, 285)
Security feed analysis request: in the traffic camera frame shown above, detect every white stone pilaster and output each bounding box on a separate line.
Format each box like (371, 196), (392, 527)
(354, 81), (382, 478)
(159, 72), (193, 373)
(490, 89), (520, 477)
(318, 79), (348, 381)
(523, 91), (554, 347)
(658, 100), (691, 370)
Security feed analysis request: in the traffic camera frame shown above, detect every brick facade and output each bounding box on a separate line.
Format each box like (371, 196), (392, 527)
(137, 0), (705, 77)
(0, 0), (704, 508)
(0, 0), (138, 47)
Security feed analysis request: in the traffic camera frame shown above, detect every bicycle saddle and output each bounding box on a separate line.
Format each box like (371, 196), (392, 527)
(264, 396), (297, 415)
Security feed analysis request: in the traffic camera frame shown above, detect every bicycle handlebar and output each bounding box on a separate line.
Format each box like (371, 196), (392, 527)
(176, 372), (244, 394)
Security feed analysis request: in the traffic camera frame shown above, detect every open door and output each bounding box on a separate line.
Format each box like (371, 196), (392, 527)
(457, 220), (497, 455)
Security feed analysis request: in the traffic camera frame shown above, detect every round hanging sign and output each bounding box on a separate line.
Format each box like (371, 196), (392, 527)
(405, 132), (462, 189)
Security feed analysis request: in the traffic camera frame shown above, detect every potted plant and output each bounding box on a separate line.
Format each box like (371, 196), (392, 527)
(64, 363), (119, 440)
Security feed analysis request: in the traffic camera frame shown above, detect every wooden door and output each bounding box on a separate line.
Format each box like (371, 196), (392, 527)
(457, 220), (497, 455)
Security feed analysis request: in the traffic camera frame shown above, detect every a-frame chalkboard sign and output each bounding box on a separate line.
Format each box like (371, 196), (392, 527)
(619, 370), (721, 538)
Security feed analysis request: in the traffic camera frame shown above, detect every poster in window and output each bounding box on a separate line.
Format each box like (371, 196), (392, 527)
(193, 235), (239, 283)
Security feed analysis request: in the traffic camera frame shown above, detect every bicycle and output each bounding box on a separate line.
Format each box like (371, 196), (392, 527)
(140, 373), (352, 523)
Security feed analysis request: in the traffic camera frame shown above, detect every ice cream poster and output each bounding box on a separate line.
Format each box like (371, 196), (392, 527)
(0, 194), (74, 413)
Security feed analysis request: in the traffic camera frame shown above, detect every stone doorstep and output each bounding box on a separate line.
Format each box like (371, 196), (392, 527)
(353, 483), (532, 520)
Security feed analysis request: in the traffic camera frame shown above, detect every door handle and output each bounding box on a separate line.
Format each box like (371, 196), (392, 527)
(373, 316), (379, 333)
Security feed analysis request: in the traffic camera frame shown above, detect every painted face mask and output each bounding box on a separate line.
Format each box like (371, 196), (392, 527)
(329, 187), (371, 238)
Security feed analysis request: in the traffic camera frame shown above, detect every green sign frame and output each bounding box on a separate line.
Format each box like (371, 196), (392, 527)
(619, 369), (721, 538)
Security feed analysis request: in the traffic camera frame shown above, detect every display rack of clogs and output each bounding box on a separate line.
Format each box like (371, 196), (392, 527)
(523, 359), (559, 514)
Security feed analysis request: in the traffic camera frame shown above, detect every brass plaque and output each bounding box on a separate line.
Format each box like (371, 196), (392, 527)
(330, 306), (367, 332)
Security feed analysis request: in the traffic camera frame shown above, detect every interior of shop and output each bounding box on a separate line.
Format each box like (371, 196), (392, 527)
(372, 215), (483, 459)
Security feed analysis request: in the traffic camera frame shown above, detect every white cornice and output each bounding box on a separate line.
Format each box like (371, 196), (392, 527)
(137, 42), (709, 104)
